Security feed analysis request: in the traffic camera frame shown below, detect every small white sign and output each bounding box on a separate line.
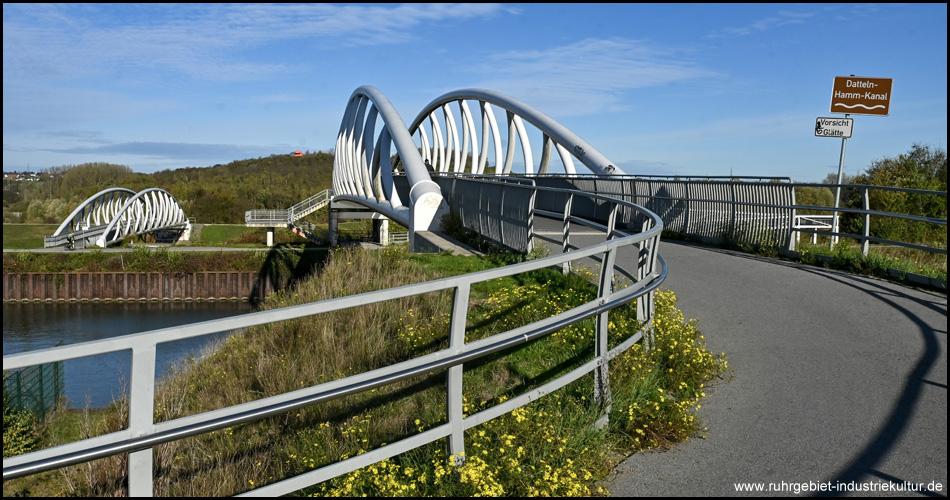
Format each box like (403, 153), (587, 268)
(815, 117), (853, 138)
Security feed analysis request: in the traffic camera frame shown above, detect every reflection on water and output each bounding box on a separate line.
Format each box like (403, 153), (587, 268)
(3, 301), (254, 408)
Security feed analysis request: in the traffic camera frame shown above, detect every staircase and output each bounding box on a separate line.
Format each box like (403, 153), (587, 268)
(245, 189), (333, 227)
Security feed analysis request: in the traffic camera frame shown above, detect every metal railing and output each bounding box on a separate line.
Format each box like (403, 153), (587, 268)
(794, 215), (834, 245)
(244, 209), (289, 226)
(531, 176), (946, 257)
(288, 189), (333, 222)
(388, 231), (409, 244)
(2, 182), (665, 497)
(245, 190), (334, 229)
(790, 183), (946, 256)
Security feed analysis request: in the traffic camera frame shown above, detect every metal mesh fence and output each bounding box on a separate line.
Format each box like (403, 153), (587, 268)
(3, 362), (65, 418)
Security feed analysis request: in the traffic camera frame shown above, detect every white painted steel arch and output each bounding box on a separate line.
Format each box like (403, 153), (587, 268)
(331, 87), (625, 241)
(52, 188), (137, 236)
(333, 85), (448, 235)
(95, 188), (189, 247)
(408, 89), (626, 177)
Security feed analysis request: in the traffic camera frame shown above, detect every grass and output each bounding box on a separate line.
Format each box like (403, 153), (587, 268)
(4, 246), (727, 497)
(794, 239), (946, 281)
(1, 224), (58, 249)
(192, 224), (308, 247)
(663, 229), (947, 287)
(3, 247), (272, 274)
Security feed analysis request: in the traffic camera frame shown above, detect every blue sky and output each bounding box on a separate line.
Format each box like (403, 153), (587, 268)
(3, 3), (947, 182)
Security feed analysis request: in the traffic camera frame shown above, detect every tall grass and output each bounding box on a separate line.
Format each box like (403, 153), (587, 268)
(12, 247), (727, 497)
(796, 239), (947, 280)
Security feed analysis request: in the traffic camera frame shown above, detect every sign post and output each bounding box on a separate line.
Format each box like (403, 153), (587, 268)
(823, 75), (892, 248)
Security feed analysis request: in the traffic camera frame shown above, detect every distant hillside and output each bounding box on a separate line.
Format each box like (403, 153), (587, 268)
(3, 152), (336, 224)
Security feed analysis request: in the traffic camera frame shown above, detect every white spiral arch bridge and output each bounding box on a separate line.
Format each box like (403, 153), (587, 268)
(330, 86), (626, 250)
(45, 187), (191, 248)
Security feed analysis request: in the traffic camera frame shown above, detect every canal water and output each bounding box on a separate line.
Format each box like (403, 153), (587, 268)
(3, 301), (254, 409)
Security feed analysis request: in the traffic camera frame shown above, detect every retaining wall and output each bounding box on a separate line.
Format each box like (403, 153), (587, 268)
(3, 271), (273, 302)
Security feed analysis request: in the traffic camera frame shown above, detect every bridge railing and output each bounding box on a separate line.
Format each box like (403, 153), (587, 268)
(528, 175), (947, 257)
(3, 182), (665, 497)
(287, 189), (332, 222)
(44, 226), (103, 248)
(789, 183), (947, 256)
(793, 215), (834, 245)
(244, 209), (289, 226)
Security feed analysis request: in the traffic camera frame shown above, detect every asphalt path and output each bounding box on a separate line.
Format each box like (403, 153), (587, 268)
(535, 216), (947, 497)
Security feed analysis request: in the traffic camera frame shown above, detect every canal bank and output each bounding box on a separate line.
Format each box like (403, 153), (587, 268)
(3, 271), (273, 302)
(3, 245), (332, 302)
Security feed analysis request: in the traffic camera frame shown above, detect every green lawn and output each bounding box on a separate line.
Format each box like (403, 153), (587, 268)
(2, 224), (58, 249)
(196, 224), (314, 247)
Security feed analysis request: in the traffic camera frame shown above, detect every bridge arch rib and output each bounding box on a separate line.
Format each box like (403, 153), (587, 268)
(406, 88), (625, 177)
(331, 86), (626, 249)
(333, 85), (449, 239)
(52, 187), (137, 237)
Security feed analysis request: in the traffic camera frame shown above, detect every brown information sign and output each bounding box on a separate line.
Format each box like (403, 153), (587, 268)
(830, 76), (893, 116)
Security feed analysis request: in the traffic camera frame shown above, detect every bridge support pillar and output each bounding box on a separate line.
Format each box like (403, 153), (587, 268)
(266, 227), (275, 247)
(328, 211), (339, 248)
(373, 219), (389, 246)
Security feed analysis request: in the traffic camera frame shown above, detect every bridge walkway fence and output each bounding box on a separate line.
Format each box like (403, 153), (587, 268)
(2, 180), (666, 497)
(529, 175), (946, 258)
(788, 183), (947, 256)
(244, 209), (289, 227)
(44, 225), (104, 249)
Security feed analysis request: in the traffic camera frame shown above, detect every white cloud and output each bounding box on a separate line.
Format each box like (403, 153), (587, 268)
(467, 38), (718, 116)
(708, 9), (816, 38)
(2, 4), (508, 83)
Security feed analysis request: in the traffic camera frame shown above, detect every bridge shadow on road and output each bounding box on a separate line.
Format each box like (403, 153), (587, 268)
(657, 240), (947, 497)
(790, 264), (945, 497)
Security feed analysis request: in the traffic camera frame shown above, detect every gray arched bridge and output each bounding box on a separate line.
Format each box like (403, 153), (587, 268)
(6, 86), (946, 497)
(44, 187), (191, 249)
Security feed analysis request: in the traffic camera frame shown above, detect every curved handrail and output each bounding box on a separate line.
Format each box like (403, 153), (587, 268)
(3, 181), (665, 498)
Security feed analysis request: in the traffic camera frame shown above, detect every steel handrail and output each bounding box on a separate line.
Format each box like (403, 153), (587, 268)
(3, 182), (665, 497)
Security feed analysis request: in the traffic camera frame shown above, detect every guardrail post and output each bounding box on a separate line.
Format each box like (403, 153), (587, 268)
(128, 345), (156, 497)
(447, 284), (470, 467)
(861, 187), (870, 256)
(724, 181), (736, 244)
(606, 204), (619, 240)
(594, 246), (616, 429)
(787, 185), (797, 252)
(562, 193), (573, 274)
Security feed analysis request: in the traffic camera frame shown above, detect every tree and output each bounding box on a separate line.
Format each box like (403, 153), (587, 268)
(844, 144), (947, 245)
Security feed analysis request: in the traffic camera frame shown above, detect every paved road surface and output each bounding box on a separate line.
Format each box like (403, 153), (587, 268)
(604, 240), (947, 497)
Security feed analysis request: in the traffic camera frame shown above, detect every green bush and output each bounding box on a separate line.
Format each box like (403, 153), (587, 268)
(3, 388), (39, 458)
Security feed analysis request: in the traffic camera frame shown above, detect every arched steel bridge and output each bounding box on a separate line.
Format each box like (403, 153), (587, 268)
(330, 86), (631, 249)
(45, 187), (191, 249)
